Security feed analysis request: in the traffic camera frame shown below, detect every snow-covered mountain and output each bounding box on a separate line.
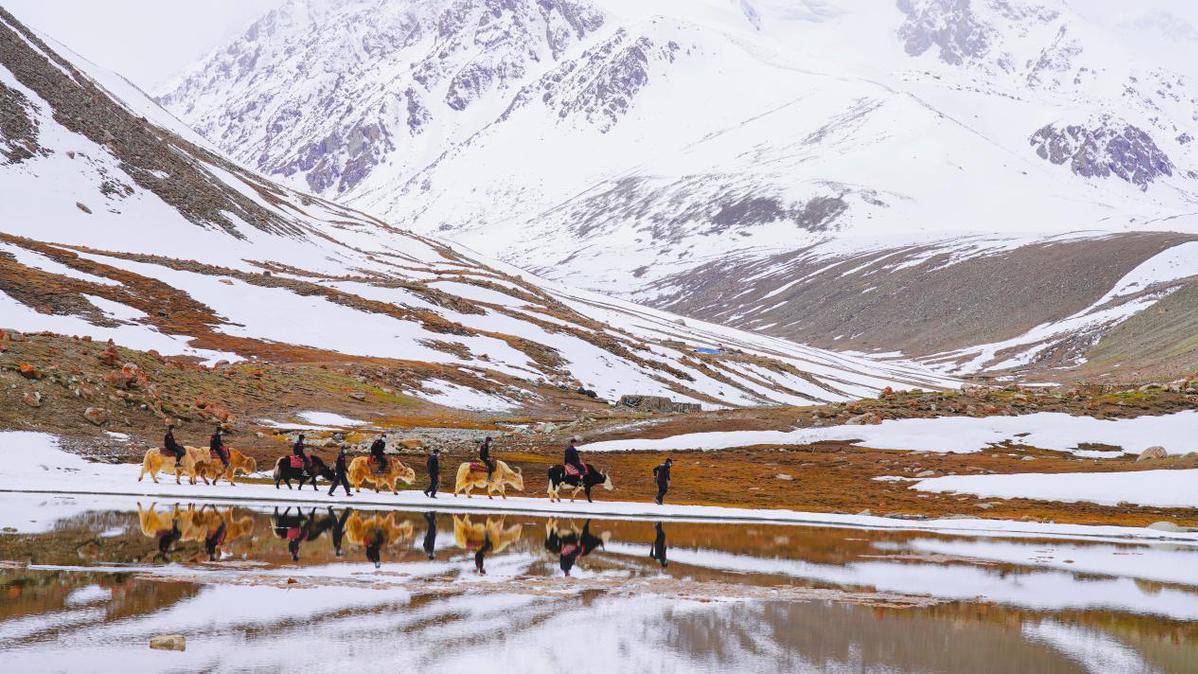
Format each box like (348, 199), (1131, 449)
(155, 0), (1198, 379)
(0, 6), (951, 413)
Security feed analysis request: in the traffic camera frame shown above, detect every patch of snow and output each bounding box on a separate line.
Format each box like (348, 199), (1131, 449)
(915, 468), (1198, 509)
(583, 411), (1198, 456)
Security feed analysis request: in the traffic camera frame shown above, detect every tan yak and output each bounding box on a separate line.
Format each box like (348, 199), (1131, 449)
(196, 447), (257, 486)
(138, 446), (208, 485)
(344, 512), (415, 566)
(452, 515), (524, 554)
(453, 460), (523, 499)
(137, 502), (201, 538)
(347, 456), (415, 494)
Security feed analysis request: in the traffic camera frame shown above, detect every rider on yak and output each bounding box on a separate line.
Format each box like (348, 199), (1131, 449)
(163, 424), (185, 461)
(369, 434), (388, 475)
(563, 437), (586, 478)
(478, 436), (495, 482)
(210, 426), (229, 469)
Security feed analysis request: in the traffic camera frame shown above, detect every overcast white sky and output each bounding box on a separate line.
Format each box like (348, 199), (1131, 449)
(3, 0), (283, 90)
(4, 0), (1198, 91)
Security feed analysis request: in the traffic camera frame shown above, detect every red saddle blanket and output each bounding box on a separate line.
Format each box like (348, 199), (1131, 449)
(158, 447), (177, 457)
(210, 448), (225, 460)
(288, 456), (305, 469)
(469, 462), (487, 472)
(564, 464), (584, 478)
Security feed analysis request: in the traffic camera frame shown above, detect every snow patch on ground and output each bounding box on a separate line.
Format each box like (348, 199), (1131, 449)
(915, 468), (1198, 509)
(583, 411), (1198, 456)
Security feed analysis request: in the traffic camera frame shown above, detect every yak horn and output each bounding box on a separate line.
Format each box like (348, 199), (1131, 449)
(514, 465), (523, 475)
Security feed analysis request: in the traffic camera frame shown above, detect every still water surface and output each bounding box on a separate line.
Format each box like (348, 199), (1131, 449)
(1, 493), (1194, 673)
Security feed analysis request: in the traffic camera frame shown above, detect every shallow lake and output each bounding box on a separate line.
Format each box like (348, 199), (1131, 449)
(1, 493), (1195, 673)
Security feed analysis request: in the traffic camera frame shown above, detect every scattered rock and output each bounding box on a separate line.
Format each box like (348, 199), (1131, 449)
(775, 473), (794, 481)
(915, 469), (936, 478)
(83, 407), (108, 426)
(883, 512), (929, 521)
(1137, 446), (1168, 462)
(18, 362), (41, 379)
(22, 391), (43, 408)
(1147, 521), (1186, 533)
(975, 502), (995, 510)
(1020, 456), (1037, 461)
(349, 391), (366, 401)
(855, 509), (872, 517)
(148, 634), (185, 651)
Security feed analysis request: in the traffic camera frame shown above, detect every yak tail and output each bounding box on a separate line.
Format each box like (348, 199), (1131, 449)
(272, 458), (282, 482)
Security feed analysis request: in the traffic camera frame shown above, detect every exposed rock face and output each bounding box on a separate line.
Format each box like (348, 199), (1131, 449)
(618, 394), (701, 414)
(83, 406), (108, 426)
(158, 0), (605, 196)
(0, 81), (39, 163)
(1030, 116), (1175, 190)
(896, 0), (993, 65)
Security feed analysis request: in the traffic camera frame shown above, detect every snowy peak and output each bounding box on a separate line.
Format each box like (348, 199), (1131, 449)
(0, 6), (951, 411)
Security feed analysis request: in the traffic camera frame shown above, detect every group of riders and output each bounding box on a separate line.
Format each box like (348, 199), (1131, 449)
(161, 426), (675, 503)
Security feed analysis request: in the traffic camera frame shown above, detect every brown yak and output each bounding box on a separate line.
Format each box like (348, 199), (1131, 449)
(347, 456), (415, 494)
(452, 514), (524, 554)
(196, 447), (258, 486)
(453, 460), (523, 499)
(137, 446), (208, 485)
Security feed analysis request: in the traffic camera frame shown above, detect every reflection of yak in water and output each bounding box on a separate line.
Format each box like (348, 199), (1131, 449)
(452, 515), (524, 553)
(271, 506), (347, 561)
(344, 512), (415, 568)
(137, 502), (255, 561)
(544, 518), (609, 576)
(453, 515), (523, 575)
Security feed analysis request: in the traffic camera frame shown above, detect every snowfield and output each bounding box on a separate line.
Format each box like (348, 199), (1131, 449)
(581, 411), (1198, 456)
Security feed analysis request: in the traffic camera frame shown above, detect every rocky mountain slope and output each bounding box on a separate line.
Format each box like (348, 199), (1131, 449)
(0, 6), (951, 420)
(155, 0), (1198, 379)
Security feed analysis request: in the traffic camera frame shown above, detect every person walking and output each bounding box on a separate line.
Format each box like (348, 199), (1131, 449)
(423, 448), (441, 498)
(328, 445), (353, 497)
(652, 458), (673, 505)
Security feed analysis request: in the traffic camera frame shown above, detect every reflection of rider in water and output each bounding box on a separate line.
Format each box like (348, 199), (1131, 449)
(366, 529), (384, 569)
(331, 507), (351, 557)
(157, 519), (182, 560)
(649, 522), (668, 568)
(205, 520), (228, 562)
(559, 520), (602, 577)
(474, 533), (493, 575)
(287, 513), (309, 562)
(422, 511), (437, 559)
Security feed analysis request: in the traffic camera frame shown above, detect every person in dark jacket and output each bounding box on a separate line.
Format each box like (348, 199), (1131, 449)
(423, 448), (441, 497)
(369, 434), (388, 474)
(652, 458), (672, 505)
(422, 511), (437, 560)
(328, 445), (353, 497)
(163, 424), (185, 461)
(649, 522), (668, 568)
(564, 437), (586, 477)
(210, 426), (229, 468)
(478, 436), (495, 482)
(293, 434), (311, 471)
